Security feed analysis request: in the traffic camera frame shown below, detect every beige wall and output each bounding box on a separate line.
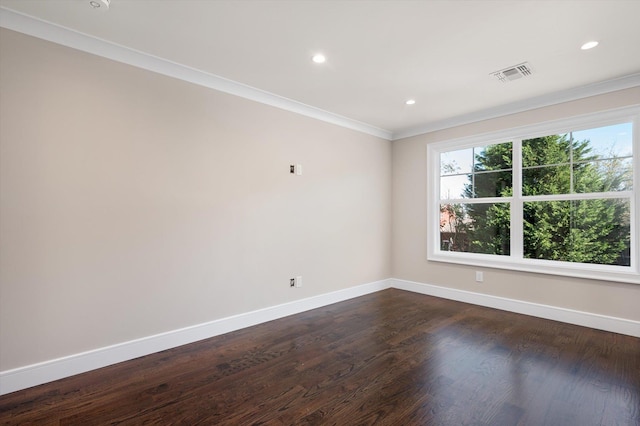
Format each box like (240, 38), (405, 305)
(392, 86), (640, 322)
(1, 25), (637, 375)
(0, 29), (392, 370)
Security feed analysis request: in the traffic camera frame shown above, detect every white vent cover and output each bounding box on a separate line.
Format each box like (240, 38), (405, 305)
(491, 62), (533, 83)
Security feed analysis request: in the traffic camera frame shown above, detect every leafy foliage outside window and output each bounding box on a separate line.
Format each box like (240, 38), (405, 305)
(439, 122), (633, 267)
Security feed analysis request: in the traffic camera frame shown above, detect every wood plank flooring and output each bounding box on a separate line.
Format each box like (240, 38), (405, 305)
(1, 289), (639, 425)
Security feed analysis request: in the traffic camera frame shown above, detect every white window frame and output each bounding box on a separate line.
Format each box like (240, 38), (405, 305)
(427, 105), (640, 284)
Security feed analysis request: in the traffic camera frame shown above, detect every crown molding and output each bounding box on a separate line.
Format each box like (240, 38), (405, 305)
(392, 72), (640, 140)
(0, 7), (393, 141)
(2, 7), (638, 143)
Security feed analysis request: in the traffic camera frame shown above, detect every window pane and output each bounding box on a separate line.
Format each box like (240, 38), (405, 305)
(572, 122), (633, 160)
(523, 199), (630, 266)
(474, 142), (513, 171)
(441, 171), (512, 199)
(522, 164), (571, 195)
(441, 148), (472, 176)
(573, 158), (633, 193)
(441, 141), (513, 199)
(472, 171), (512, 198)
(523, 134), (570, 167)
(440, 203), (510, 255)
(440, 174), (471, 199)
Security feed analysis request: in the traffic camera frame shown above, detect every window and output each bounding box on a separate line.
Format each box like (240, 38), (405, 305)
(428, 106), (639, 284)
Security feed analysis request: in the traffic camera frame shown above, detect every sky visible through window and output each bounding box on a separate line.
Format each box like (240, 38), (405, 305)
(572, 122), (632, 159)
(440, 123), (632, 199)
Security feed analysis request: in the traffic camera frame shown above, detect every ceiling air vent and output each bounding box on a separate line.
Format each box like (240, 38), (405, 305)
(491, 62), (533, 83)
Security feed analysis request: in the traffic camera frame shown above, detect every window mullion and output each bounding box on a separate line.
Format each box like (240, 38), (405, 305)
(511, 139), (523, 259)
(569, 131), (574, 194)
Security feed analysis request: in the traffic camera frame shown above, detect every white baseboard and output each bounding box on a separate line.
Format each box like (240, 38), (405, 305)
(3, 277), (638, 395)
(390, 278), (640, 338)
(0, 279), (390, 396)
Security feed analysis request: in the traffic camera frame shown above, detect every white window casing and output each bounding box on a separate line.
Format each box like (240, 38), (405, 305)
(427, 105), (640, 284)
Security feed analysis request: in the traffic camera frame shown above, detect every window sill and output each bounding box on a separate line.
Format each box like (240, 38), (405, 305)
(427, 251), (640, 285)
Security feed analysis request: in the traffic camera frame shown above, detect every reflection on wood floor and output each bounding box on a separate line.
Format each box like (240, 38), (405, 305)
(1, 288), (639, 425)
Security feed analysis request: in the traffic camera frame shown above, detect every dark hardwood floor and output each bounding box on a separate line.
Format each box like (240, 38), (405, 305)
(1, 289), (639, 425)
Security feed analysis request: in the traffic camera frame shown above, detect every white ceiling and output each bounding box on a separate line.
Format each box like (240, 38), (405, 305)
(1, 0), (639, 140)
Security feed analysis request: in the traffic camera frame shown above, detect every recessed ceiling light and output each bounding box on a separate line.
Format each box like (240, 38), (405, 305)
(581, 41), (599, 50)
(405, 99), (416, 105)
(312, 54), (326, 64)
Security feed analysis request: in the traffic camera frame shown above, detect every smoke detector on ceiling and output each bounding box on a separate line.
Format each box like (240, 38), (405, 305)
(491, 62), (533, 83)
(89, 0), (110, 9)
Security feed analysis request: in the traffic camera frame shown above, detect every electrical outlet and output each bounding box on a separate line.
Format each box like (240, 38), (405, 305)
(290, 278), (295, 287)
(290, 165), (295, 174)
(295, 276), (302, 288)
(475, 271), (484, 282)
